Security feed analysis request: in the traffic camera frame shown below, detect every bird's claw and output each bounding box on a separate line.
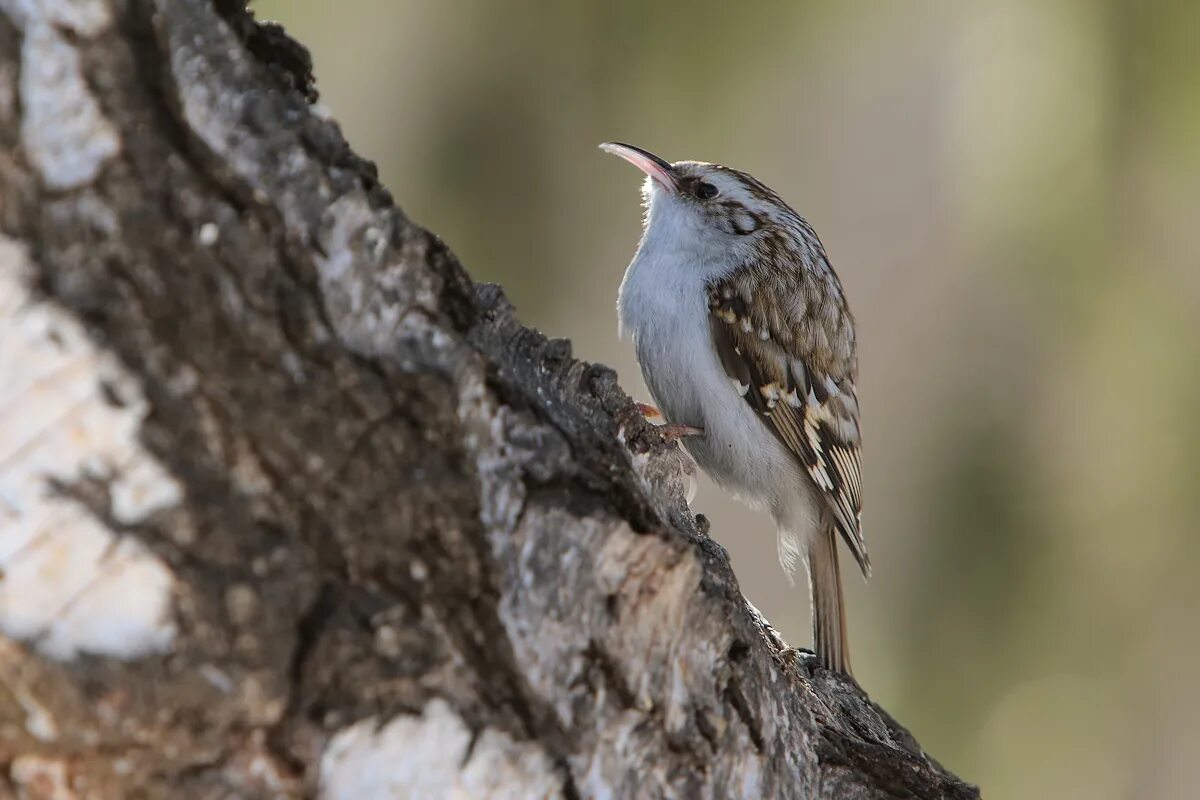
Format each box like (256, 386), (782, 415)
(635, 402), (663, 421)
(635, 402), (702, 441)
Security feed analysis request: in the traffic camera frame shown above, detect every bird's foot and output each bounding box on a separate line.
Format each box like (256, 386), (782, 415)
(779, 647), (815, 665)
(635, 402), (663, 421)
(635, 403), (703, 441)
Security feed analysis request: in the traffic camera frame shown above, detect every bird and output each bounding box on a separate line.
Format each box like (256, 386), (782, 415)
(601, 141), (867, 674)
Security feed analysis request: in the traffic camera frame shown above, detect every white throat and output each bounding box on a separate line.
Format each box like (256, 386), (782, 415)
(617, 182), (739, 340)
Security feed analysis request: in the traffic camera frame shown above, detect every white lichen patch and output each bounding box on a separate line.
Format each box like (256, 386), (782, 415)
(10, 755), (72, 800)
(197, 222), (219, 246)
(0, 237), (179, 660)
(319, 699), (562, 800)
(0, 0), (112, 36)
(5, 5), (120, 191)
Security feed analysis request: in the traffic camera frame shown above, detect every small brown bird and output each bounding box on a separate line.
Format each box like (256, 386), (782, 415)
(602, 142), (867, 673)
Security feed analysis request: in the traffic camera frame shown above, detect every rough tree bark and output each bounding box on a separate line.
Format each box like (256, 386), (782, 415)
(0, 1), (979, 798)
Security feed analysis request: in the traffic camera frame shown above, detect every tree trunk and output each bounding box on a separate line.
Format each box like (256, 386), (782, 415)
(0, 1), (978, 797)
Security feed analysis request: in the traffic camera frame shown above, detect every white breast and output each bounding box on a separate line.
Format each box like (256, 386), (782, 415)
(617, 240), (806, 515)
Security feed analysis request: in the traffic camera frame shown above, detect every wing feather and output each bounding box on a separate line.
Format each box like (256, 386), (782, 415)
(708, 282), (869, 576)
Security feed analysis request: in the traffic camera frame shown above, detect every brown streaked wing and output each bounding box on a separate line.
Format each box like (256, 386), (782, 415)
(707, 281), (869, 576)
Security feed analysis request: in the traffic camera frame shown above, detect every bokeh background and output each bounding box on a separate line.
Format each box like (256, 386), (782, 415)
(253, 2), (1200, 797)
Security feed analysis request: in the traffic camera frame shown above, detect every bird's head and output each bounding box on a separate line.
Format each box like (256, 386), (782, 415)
(600, 142), (803, 263)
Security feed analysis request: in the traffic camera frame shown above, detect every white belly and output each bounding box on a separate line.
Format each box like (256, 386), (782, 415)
(618, 261), (806, 515)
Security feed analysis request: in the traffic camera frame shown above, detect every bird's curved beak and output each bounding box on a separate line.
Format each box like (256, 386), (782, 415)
(599, 142), (677, 194)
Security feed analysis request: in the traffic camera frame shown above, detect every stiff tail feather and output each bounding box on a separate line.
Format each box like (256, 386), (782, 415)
(809, 526), (851, 674)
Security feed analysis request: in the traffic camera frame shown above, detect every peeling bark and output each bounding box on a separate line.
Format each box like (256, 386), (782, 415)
(0, 1), (978, 798)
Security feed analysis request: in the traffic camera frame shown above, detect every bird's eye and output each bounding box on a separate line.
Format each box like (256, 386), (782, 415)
(694, 181), (719, 200)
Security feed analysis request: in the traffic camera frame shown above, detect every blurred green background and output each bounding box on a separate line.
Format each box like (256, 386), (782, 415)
(253, 1), (1200, 797)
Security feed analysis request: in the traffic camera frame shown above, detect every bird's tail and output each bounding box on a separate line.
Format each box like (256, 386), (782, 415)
(809, 526), (851, 675)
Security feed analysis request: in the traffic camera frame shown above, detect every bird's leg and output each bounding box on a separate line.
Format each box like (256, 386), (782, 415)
(658, 423), (704, 440)
(635, 402), (703, 441)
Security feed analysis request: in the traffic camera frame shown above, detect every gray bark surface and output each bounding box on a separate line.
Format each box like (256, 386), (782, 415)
(0, 1), (979, 797)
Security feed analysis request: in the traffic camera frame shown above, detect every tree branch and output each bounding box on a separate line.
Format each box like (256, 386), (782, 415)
(0, 0), (977, 797)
